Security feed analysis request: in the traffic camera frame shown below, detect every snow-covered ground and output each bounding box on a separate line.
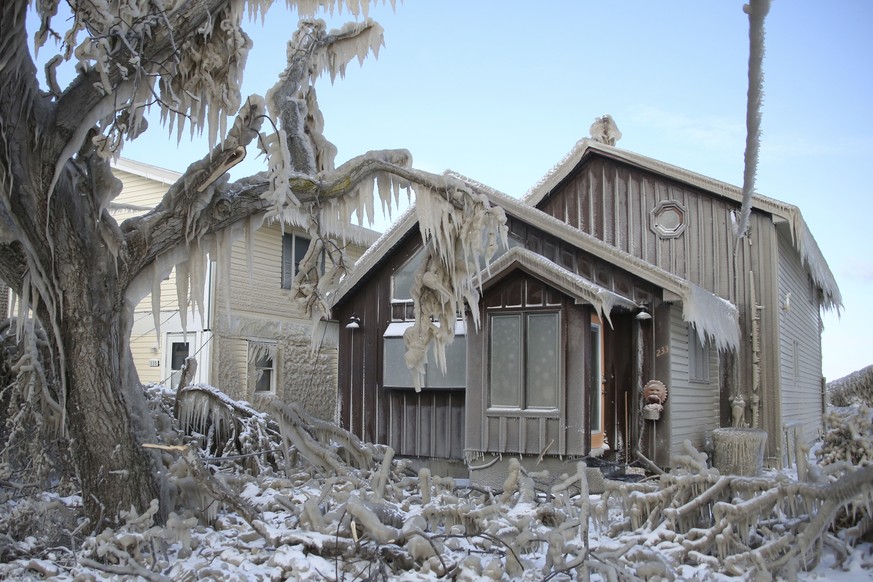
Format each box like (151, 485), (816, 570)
(1, 387), (871, 581)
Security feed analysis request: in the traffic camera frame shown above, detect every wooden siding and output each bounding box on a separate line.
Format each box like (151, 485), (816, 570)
(538, 154), (786, 463)
(113, 166), (363, 416)
(466, 272), (587, 457)
(777, 226), (824, 448)
(337, 233), (466, 459)
(537, 156), (738, 299)
(667, 304), (720, 461)
(112, 168), (167, 217)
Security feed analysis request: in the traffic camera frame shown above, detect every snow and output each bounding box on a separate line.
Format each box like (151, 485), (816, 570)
(4, 382), (872, 581)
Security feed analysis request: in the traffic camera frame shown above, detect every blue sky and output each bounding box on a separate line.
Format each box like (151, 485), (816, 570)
(32, 1), (873, 380)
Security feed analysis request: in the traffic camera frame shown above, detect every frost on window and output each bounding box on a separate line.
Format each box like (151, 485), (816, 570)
(489, 312), (560, 410)
(282, 234), (311, 290)
(248, 341), (277, 393)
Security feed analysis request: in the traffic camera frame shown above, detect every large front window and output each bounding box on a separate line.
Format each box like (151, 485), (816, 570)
(489, 312), (560, 410)
(383, 321), (466, 389)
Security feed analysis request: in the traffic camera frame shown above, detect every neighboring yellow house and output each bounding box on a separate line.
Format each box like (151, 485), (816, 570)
(112, 159), (379, 421)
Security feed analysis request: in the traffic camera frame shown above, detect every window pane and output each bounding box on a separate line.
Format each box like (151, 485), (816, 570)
(294, 236), (310, 273)
(170, 342), (190, 370)
(490, 315), (521, 407)
(526, 313), (559, 408)
(428, 336), (466, 388)
(392, 251), (424, 301)
(383, 337), (415, 387)
(254, 367), (273, 392)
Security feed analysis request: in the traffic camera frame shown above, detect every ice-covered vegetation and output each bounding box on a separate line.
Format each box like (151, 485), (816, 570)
(0, 0), (507, 521)
(2, 380), (872, 580)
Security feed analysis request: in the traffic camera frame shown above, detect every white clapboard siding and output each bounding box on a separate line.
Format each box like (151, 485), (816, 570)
(669, 304), (720, 459)
(778, 228), (824, 446)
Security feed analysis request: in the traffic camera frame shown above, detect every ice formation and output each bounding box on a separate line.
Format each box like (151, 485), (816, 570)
(733, 0), (771, 242)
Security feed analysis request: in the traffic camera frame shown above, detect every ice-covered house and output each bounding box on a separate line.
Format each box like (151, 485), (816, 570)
(112, 159), (379, 420)
(329, 138), (840, 480)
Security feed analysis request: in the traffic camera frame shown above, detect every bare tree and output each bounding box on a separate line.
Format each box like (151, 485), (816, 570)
(0, 0), (505, 524)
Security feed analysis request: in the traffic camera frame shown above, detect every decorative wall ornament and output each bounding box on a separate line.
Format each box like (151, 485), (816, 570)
(650, 200), (687, 238)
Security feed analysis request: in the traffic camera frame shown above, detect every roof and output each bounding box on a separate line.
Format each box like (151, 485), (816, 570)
(331, 171), (740, 351)
(482, 247), (637, 328)
(523, 138), (841, 311)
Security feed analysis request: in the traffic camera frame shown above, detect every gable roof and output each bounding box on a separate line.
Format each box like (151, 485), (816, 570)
(523, 139), (841, 311)
(331, 171), (740, 351)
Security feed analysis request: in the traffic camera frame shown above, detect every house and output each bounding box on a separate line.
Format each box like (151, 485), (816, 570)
(112, 159), (379, 421)
(329, 137), (841, 482)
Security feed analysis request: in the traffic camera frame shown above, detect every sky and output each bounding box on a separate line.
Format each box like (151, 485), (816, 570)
(29, 1), (873, 381)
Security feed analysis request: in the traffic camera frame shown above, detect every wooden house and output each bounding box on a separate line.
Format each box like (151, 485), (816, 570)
(330, 138), (840, 480)
(112, 159), (379, 421)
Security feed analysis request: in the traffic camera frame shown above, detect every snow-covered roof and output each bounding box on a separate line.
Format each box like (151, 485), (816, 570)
(522, 138), (841, 311)
(331, 171), (741, 351)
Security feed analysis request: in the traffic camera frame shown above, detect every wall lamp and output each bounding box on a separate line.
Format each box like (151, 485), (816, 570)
(635, 304), (652, 321)
(346, 314), (361, 329)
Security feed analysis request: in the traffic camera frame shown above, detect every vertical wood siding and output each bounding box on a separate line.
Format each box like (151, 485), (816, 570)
(538, 154), (786, 463)
(337, 234), (467, 459)
(777, 227), (824, 447)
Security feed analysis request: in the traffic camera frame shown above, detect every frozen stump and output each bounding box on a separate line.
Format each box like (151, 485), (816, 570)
(712, 428), (767, 476)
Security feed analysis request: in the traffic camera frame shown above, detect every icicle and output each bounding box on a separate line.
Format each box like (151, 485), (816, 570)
(176, 261), (190, 335)
(152, 270), (162, 342)
(732, 0), (771, 245)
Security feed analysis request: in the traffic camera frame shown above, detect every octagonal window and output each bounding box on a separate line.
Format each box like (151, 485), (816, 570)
(650, 201), (687, 238)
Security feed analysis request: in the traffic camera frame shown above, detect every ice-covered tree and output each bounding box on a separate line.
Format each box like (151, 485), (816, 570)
(0, 0), (506, 523)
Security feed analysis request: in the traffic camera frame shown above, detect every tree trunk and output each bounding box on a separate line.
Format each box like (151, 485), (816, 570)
(62, 308), (164, 526)
(41, 168), (166, 526)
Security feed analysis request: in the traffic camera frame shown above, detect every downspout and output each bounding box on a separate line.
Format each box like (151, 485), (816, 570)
(749, 270), (763, 428)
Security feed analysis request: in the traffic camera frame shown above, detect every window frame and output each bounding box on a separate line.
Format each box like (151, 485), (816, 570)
(487, 309), (561, 413)
(281, 233), (311, 290)
(248, 340), (277, 394)
(382, 321), (467, 390)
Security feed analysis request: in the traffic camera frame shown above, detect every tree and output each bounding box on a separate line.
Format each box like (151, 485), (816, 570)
(0, 0), (506, 524)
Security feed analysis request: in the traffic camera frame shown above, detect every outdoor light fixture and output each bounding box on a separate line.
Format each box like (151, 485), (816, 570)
(635, 305), (652, 321)
(346, 314), (361, 329)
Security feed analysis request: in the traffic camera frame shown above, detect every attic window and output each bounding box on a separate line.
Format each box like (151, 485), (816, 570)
(650, 201), (687, 239)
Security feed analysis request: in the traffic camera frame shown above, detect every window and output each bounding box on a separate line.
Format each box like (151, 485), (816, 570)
(249, 341), (277, 393)
(391, 251), (425, 320)
(650, 200), (687, 238)
(688, 326), (710, 383)
(383, 321), (466, 389)
(489, 312), (560, 410)
(282, 233), (311, 289)
(169, 341), (190, 389)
